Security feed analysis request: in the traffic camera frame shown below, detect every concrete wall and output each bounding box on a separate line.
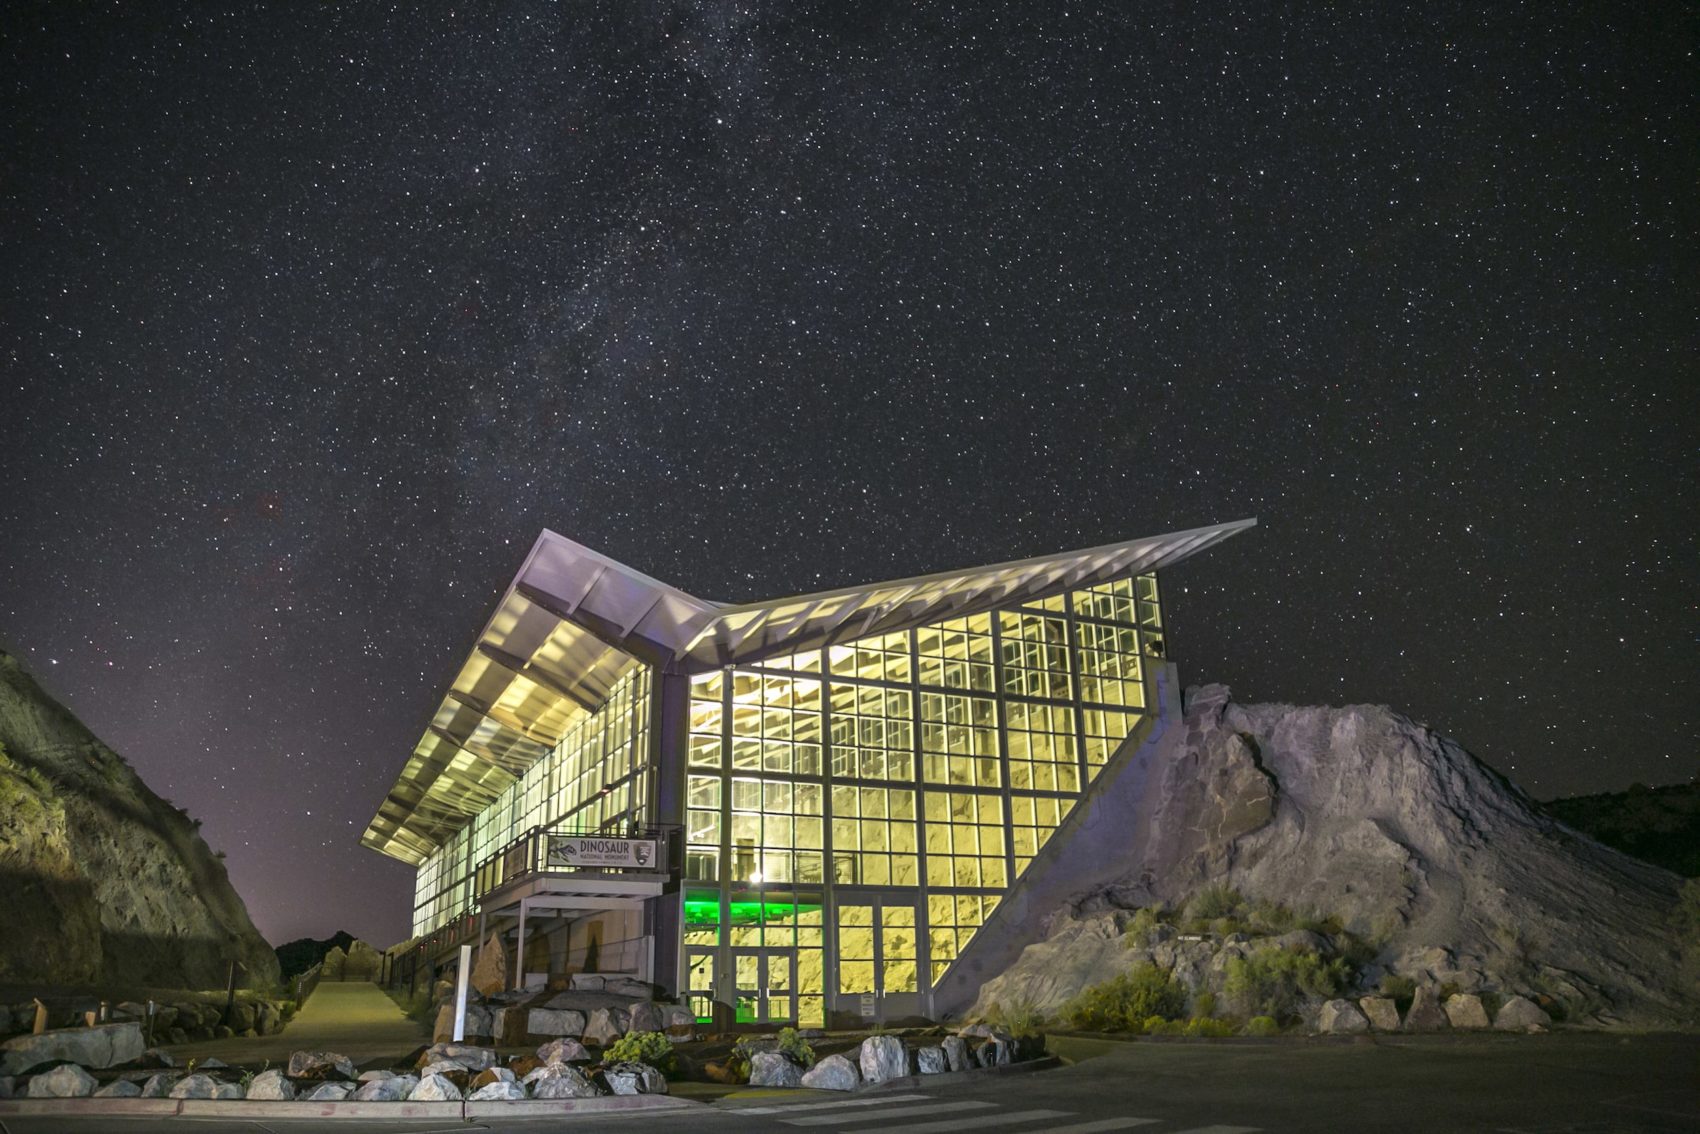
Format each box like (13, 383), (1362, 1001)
(929, 662), (1183, 1019)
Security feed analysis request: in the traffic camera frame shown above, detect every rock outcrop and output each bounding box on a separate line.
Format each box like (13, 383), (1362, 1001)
(967, 686), (1692, 1029)
(0, 650), (279, 988)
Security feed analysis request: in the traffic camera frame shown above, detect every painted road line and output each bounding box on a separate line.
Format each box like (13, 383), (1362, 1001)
(871, 1109), (1077, 1134)
(1025, 1120), (1162, 1133)
(1169, 1126), (1260, 1133)
(780, 1099), (998, 1126)
(728, 1093), (932, 1115)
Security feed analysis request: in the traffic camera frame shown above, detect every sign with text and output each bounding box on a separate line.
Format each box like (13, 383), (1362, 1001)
(546, 834), (657, 870)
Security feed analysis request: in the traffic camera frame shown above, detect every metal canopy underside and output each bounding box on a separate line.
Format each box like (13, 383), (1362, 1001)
(361, 517), (1255, 865)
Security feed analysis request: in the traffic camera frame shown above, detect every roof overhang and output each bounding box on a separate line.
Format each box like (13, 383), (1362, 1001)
(362, 518), (1255, 865)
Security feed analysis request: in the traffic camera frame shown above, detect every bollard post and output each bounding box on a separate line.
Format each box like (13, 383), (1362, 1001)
(452, 944), (472, 1042)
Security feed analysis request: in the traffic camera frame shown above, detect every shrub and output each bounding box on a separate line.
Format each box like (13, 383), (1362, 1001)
(1223, 943), (1351, 1020)
(1248, 900), (1296, 934)
(1673, 878), (1700, 941)
(1378, 973), (1416, 1012)
(1191, 990), (1217, 1019)
(1188, 884), (1243, 922)
(1060, 964), (1186, 1032)
(605, 1030), (676, 1074)
(1183, 1016), (1238, 1037)
(776, 1026), (815, 1067)
(988, 997), (1045, 1036)
(1123, 906), (1163, 946)
(1243, 1015), (1280, 1036)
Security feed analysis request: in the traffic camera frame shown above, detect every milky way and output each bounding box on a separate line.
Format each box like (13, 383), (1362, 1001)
(2, 3), (1693, 945)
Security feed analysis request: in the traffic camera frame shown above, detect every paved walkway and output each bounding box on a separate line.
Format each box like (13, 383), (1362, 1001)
(164, 981), (430, 1069)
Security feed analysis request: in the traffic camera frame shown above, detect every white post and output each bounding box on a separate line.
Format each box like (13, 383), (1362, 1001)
(452, 944), (472, 1042)
(515, 899), (528, 992)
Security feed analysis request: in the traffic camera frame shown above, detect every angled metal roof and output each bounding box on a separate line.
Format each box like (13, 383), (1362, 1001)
(361, 518), (1255, 864)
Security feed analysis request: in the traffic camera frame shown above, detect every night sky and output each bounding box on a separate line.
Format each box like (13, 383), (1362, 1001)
(2, 3), (1694, 948)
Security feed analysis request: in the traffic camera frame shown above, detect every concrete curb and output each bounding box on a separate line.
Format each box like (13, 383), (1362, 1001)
(0, 1092), (702, 1119)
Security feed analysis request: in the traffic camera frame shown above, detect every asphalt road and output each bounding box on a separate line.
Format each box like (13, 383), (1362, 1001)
(3, 1032), (1695, 1134)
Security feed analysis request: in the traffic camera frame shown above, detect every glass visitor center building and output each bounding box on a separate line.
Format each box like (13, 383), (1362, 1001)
(363, 521), (1252, 1025)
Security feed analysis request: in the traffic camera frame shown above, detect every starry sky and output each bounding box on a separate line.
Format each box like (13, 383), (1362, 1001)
(2, 3), (1694, 948)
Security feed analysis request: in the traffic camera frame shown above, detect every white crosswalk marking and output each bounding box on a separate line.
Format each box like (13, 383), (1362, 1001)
(1170, 1126), (1260, 1133)
(728, 1093), (933, 1115)
(780, 1099), (997, 1126)
(870, 1110), (1076, 1134)
(1025, 1120), (1162, 1133)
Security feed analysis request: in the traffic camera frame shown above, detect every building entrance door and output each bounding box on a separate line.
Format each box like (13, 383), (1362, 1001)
(685, 947), (717, 1023)
(834, 899), (919, 1021)
(732, 947), (796, 1023)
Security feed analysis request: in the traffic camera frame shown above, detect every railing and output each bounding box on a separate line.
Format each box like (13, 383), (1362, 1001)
(473, 822), (681, 901)
(294, 961), (323, 1007)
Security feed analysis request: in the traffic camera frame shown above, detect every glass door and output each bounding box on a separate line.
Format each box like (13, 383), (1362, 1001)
(686, 948), (717, 1023)
(732, 948), (797, 1023)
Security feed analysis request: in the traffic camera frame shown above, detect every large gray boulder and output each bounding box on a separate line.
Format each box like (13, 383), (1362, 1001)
(582, 1007), (626, 1045)
(468, 1079), (528, 1101)
(351, 1073), (416, 1101)
(409, 1073), (464, 1101)
(25, 1064), (98, 1097)
(749, 1051), (804, 1088)
(603, 1061), (667, 1095)
(536, 1037), (592, 1064)
(139, 1072), (177, 1097)
(2, 1021), (144, 1074)
(470, 938), (508, 997)
(245, 1069), (296, 1100)
(859, 1034), (910, 1084)
(527, 1008), (587, 1037)
(287, 1049), (356, 1080)
(1403, 987), (1450, 1032)
(1494, 995), (1553, 1032)
(526, 1063), (602, 1098)
(1317, 999), (1370, 1034)
(418, 1042), (497, 1072)
(941, 1035), (970, 1072)
(93, 1079), (142, 1097)
(1358, 997), (1401, 1031)
(302, 1081), (353, 1102)
(167, 1072), (221, 1099)
(627, 1001), (664, 1033)
(1444, 993), (1491, 1030)
(801, 1053), (860, 1091)
(916, 1046), (947, 1074)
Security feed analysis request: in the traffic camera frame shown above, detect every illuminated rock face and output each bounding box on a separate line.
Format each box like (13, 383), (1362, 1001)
(0, 650), (279, 989)
(965, 686), (1691, 1030)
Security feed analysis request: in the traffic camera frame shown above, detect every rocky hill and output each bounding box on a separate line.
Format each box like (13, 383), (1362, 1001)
(0, 649), (279, 990)
(960, 685), (1692, 1030)
(1543, 782), (1700, 878)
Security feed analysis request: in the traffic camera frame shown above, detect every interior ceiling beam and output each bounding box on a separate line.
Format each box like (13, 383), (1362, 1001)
(477, 643), (601, 714)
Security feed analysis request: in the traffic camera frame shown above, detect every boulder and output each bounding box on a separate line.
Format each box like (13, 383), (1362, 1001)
(1317, 999), (1370, 1034)
(167, 1073), (221, 1099)
(1403, 987), (1450, 1032)
(537, 1038), (592, 1064)
(975, 1038), (1012, 1067)
(199, 1057), (228, 1070)
(345, 939), (385, 982)
(302, 1082), (353, 1102)
(26, 1064), (98, 1097)
(628, 1001), (664, 1033)
(287, 1049), (356, 1081)
(663, 1004), (697, 1036)
(526, 1062), (602, 1098)
(468, 1080), (528, 1101)
(94, 1079), (142, 1098)
(469, 1067), (515, 1091)
(351, 1075), (415, 1101)
(419, 1061), (471, 1091)
(801, 1053), (860, 1091)
(941, 1035), (970, 1072)
(141, 1048), (177, 1068)
(582, 1007), (626, 1045)
(1358, 997), (1401, 1031)
(1494, 995), (1553, 1032)
(139, 1072), (177, 1097)
(859, 1034), (909, 1084)
(2, 1021), (145, 1074)
(749, 1051), (804, 1088)
(1444, 993), (1491, 1030)
(527, 1008), (587, 1037)
(322, 945), (348, 980)
(245, 1069), (296, 1100)
(471, 938), (508, 998)
(568, 973), (605, 991)
(492, 1006), (529, 1046)
(916, 1046), (947, 1074)
(418, 1042), (498, 1072)
(605, 978), (654, 999)
(603, 1061), (667, 1095)
(226, 1001), (256, 1033)
(214, 1081), (243, 1099)
(357, 1070), (395, 1082)
(409, 1073), (464, 1102)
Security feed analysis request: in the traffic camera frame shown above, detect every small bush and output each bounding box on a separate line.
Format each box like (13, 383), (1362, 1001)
(605, 1030), (676, 1074)
(776, 1026), (815, 1067)
(988, 997), (1045, 1036)
(1123, 907), (1163, 946)
(1378, 973), (1416, 1012)
(1183, 1016), (1238, 1037)
(1248, 900), (1296, 934)
(1243, 1015), (1280, 1036)
(1188, 884), (1244, 922)
(1191, 990), (1217, 1019)
(1060, 963), (1187, 1032)
(1224, 943), (1351, 1020)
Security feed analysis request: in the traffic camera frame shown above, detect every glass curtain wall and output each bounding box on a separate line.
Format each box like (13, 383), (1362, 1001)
(682, 574), (1162, 1021)
(409, 665), (653, 937)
